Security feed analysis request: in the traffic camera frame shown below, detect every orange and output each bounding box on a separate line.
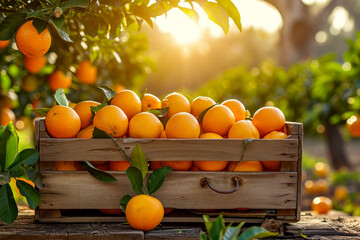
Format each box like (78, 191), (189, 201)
(315, 179), (329, 194)
(227, 161), (263, 172)
(141, 93), (161, 112)
(55, 161), (77, 171)
(164, 208), (174, 215)
(93, 105), (128, 138)
(0, 40), (10, 49)
(129, 112), (163, 138)
(109, 161), (131, 171)
(111, 90), (141, 120)
(15, 20), (51, 57)
(99, 209), (123, 215)
(160, 131), (167, 138)
(202, 105), (235, 136)
(49, 70), (72, 92)
(165, 112), (200, 138)
(190, 165), (200, 171)
(190, 96), (216, 119)
(334, 185), (348, 201)
(221, 99), (246, 122)
(1, 108), (15, 126)
(76, 125), (95, 138)
(114, 84), (126, 93)
(194, 133), (228, 171)
(45, 105), (81, 138)
(314, 162), (330, 178)
(304, 180), (316, 195)
(228, 120), (259, 139)
(22, 75), (38, 92)
(162, 161), (193, 171)
(74, 101), (101, 129)
(76, 60), (97, 84)
(151, 161), (163, 171)
(347, 115), (360, 137)
(69, 102), (77, 108)
(311, 196), (332, 214)
(96, 163), (110, 171)
(161, 92), (191, 118)
(126, 194), (164, 231)
(252, 107), (286, 137)
(261, 131), (288, 171)
(24, 55), (46, 73)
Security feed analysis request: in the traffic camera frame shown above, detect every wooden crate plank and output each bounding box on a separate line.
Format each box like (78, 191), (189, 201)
(39, 171), (297, 210)
(296, 124), (304, 221)
(39, 138), (298, 162)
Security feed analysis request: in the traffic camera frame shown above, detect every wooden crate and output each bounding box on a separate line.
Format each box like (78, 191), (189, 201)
(35, 118), (303, 223)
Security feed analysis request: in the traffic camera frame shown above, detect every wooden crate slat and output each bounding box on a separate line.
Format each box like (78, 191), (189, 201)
(39, 138), (298, 162)
(39, 171), (297, 210)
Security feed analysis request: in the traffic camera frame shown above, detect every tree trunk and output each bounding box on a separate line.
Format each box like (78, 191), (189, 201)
(324, 122), (352, 170)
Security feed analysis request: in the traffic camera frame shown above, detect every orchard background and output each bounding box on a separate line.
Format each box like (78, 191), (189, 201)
(0, 0), (360, 216)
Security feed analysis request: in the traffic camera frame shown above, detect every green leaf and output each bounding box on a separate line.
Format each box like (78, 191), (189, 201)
(26, 168), (43, 190)
(198, 104), (216, 123)
(93, 127), (110, 138)
(200, 232), (208, 240)
(217, 0), (242, 32)
(10, 166), (26, 179)
(204, 214), (225, 240)
(120, 194), (132, 212)
(32, 18), (48, 34)
(132, 5), (153, 28)
(54, 87), (69, 106)
(223, 222), (244, 240)
(16, 180), (40, 209)
(98, 85), (117, 101)
(126, 166), (144, 194)
(90, 102), (107, 114)
(81, 161), (117, 182)
(131, 145), (148, 181)
(27, 10), (46, 21)
(200, 2), (229, 34)
(0, 184), (18, 225)
(0, 11), (27, 41)
(179, 7), (199, 22)
(147, 107), (169, 118)
(0, 123), (19, 172)
(244, 138), (254, 145)
(0, 126), (5, 138)
(31, 108), (51, 117)
(8, 149), (39, 171)
(147, 166), (173, 195)
(237, 226), (278, 240)
(61, 0), (89, 10)
(0, 172), (10, 185)
(49, 15), (65, 31)
(59, 28), (73, 42)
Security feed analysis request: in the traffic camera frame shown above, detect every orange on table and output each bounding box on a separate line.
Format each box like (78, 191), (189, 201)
(311, 196), (332, 214)
(194, 133), (228, 171)
(161, 92), (191, 118)
(141, 93), (161, 112)
(228, 120), (259, 139)
(190, 96), (216, 119)
(99, 209), (123, 215)
(45, 105), (81, 138)
(315, 179), (329, 194)
(252, 106), (286, 137)
(24, 55), (46, 73)
(261, 131), (288, 171)
(76, 125), (95, 138)
(221, 99), (246, 122)
(150, 161), (163, 171)
(129, 112), (163, 138)
(160, 131), (167, 138)
(74, 101), (100, 129)
(304, 180), (317, 195)
(347, 115), (360, 137)
(334, 185), (348, 201)
(162, 161), (193, 171)
(55, 161), (77, 171)
(76, 60), (97, 84)
(126, 194), (164, 231)
(15, 20), (51, 57)
(49, 70), (72, 92)
(93, 105), (128, 138)
(227, 161), (263, 172)
(111, 90), (141, 120)
(165, 112), (200, 139)
(202, 105), (235, 136)
(109, 161), (131, 171)
(22, 75), (38, 92)
(0, 40), (10, 49)
(314, 162), (330, 178)
(1, 108), (15, 126)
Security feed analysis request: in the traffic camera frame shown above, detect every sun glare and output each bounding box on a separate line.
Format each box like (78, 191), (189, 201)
(154, 0), (283, 45)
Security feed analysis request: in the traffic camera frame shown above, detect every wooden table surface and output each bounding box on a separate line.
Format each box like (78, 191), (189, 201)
(1, 209), (359, 240)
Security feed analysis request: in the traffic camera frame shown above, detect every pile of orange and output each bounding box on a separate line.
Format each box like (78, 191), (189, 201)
(44, 90), (289, 173)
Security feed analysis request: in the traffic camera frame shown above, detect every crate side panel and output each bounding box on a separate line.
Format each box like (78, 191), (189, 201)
(39, 171), (297, 210)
